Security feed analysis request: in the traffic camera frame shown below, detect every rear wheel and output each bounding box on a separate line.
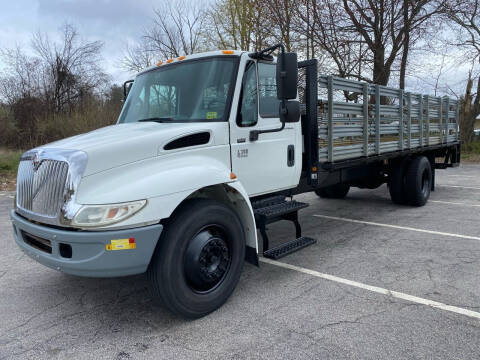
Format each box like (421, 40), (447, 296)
(148, 198), (245, 318)
(405, 156), (432, 206)
(315, 184), (350, 199)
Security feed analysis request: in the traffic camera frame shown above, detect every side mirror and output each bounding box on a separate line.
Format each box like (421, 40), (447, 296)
(279, 100), (300, 123)
(276, 52), (298, 100)
(123, 80), (134, 101)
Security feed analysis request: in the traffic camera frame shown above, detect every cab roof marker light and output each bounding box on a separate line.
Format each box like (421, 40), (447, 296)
(157, 61), (163, 66)
(177, 56), (186, 61)
(222, 50), (234, 55)
(166, 59), (174, 64)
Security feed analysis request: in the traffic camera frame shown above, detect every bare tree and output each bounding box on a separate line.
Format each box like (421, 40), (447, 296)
(339, 0), (444, 86)
(32, 23), (107, 113)
(122, 0), (206, 72)
(121, 40), (157, 73)
(205, 0), (271, 52)
(261, 0), (297, 52)
(444, 0), (480, 142)
(0, 24), (110, 148)
(147, 0), (206, 57)
(444, 0), (480, 59)
(297, 0), (370, 82)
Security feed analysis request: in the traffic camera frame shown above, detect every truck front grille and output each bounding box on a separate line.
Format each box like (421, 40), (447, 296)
(17, 159), (69, 218)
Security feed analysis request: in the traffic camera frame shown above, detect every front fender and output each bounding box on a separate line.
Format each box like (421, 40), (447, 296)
(75, 147), (234, 228)
(77, 147), (232, 204)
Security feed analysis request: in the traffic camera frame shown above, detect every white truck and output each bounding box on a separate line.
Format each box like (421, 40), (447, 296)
(10, 45), (461, 318)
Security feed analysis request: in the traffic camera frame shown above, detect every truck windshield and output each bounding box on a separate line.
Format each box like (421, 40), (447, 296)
(118, 57), (238, 124)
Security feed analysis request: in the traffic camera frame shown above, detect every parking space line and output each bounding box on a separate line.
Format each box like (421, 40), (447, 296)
(437, 184), (480, 190)
(260, 257), (480, 320)
(430, 200), (480, 207)
(442, 175), (476, 177)
(313, 214), (480, 241)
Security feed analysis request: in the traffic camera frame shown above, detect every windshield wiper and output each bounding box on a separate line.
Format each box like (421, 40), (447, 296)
(137, 117), (174, 123)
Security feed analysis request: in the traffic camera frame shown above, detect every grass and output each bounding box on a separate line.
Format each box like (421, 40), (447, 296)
(0, 148), (22, 191)
(462, 140), (480, 163)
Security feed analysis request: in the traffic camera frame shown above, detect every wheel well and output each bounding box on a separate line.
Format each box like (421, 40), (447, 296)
(165, 184), (258, 265)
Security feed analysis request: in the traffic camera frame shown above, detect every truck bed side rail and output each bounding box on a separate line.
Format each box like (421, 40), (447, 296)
(316, 76), (459, 163)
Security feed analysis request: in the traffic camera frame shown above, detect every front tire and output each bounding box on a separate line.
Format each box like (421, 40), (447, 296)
(148, 198), (245, 318)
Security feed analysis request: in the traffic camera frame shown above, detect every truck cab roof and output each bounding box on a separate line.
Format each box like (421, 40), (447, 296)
(137, 50), (247, 77)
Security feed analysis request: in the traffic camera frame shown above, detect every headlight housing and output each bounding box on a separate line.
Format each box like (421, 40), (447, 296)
(71, 200), (147, 228)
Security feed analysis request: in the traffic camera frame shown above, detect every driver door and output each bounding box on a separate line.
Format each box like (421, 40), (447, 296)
(231, 61), (299, 196)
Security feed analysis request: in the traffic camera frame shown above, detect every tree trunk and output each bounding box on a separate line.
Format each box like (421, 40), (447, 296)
(461, 74), (474, 144)
(400, 0), (410, 90)
(373, 46), (389, 86)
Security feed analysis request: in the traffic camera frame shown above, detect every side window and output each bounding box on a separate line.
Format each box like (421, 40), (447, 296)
(258, 63), (280, 118)
(237, 62), (258, 127)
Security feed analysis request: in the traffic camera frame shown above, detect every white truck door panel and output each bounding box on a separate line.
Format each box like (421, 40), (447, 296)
(231, 60), (299, 196)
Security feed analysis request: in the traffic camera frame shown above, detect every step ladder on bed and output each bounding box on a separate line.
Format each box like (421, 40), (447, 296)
(251, 195), (317, 260)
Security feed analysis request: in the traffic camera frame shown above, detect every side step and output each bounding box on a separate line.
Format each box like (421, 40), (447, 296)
(263, 236), (317, 260)
(252, 195), (316, 259)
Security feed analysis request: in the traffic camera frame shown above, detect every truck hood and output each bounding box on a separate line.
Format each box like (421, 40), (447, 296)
(40, 122), (224, 176)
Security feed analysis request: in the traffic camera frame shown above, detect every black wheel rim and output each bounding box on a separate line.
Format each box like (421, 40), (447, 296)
(184, 225), (232, 293)
(421, 169), (430, 197)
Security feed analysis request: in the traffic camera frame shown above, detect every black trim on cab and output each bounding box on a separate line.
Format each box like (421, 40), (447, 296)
(164, 132), (211, 150)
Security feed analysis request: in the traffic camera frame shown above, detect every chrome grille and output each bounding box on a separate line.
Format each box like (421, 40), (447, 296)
(17, 159), (69, 217)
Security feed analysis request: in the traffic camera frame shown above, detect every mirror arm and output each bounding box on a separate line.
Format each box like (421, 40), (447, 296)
(249, 43), (285, 60)
(249, 119), (286, 142)
(123, 79), (134, 101)
(249, 101), (289, 141)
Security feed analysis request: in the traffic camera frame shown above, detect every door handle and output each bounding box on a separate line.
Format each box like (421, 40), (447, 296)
(287, 145), (295, 167)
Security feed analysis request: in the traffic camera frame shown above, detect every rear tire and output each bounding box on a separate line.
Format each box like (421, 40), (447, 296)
(315, 184), (350, 199)
(405, 156), (432, 206)
(148, 198), (245, 319)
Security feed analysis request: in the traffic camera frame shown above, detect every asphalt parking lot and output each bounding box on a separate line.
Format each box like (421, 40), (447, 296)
(1, 164), (480, 360)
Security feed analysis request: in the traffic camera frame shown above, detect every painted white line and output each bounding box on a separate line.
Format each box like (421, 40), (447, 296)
(260, 257), (480, 320)
(313, 214), (480, 241)
(430, 200), (480, 207)
(437, 184), (480, 190)
(442, 175), (476, 178)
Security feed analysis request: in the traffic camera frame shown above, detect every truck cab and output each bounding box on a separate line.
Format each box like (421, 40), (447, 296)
(119, 50), (302, 196)
(11, 48), (306, 318)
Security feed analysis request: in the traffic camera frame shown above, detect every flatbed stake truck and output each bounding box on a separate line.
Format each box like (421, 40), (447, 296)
(11, 44), (460, 318)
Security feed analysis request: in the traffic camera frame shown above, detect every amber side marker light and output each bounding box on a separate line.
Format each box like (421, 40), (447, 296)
(230, 172), (237, 180)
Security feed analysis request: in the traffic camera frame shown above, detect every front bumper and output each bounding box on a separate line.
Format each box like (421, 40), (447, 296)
(10, 210), (163, 277)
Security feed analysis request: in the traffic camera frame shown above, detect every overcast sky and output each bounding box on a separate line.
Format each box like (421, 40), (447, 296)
(0, 0), (160, 83)
(0, 0), (472, 97)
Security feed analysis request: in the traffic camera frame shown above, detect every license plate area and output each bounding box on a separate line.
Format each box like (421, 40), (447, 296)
(22, 231), (52, 254)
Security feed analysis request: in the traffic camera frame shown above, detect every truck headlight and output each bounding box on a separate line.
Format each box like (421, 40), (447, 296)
(71, 200), (147, 227)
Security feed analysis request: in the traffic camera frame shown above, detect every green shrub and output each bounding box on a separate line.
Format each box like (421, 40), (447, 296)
(0, 149), (22, 175)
